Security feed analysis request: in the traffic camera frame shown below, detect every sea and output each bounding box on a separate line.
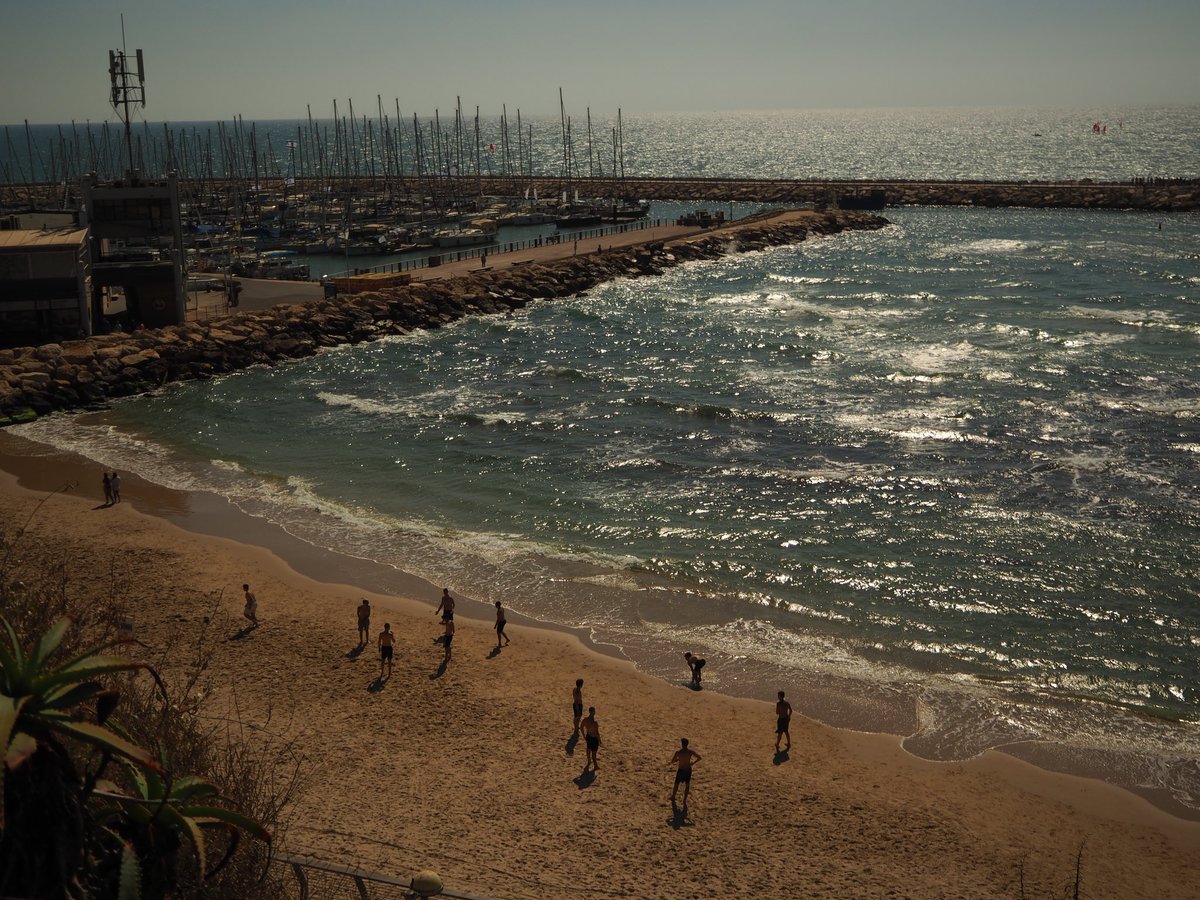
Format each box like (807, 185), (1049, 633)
(8, 106), (1200, 814)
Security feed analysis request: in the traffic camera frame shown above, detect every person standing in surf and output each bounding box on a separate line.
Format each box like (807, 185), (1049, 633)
(775, 691), (792, 752)
(494, 601), (510, 648)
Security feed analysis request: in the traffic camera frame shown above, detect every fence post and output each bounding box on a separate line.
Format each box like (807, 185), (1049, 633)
(291, 862), (309, 900)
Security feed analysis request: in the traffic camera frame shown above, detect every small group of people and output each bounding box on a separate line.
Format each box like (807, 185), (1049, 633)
(358, 587), (513, 679)
(101, 470), (122, 505)
(571, 678), (706, 806)
(569, 664), (792, 807)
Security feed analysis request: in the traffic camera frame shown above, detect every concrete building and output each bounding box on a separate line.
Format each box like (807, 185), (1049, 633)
(82, 171), (186, 331)
(0, 227), (91, 347)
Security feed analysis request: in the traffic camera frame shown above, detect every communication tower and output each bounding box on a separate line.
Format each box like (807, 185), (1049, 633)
(108, 21), (145, 177)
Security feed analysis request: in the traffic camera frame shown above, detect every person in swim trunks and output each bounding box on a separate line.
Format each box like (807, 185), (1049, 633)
(378, 622), (396, 678)
(572, 679), (584, 733)
(670, 737), (701, 806)
(494, 601), (510, 647)
(443, 617), (455, 662)
(242, 584), (259, 627)
(775, 690), (792, 752)
(435, 588), (456, 624)
(357, 598), (371, 646)
(580, 706), (601, 769)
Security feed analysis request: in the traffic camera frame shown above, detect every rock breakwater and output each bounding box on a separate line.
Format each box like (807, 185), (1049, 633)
(0, 210), (887, 425)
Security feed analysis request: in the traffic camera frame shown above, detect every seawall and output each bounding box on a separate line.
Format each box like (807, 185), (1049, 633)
(0, 210), (888, 424)
(8, 175), (1198, 213)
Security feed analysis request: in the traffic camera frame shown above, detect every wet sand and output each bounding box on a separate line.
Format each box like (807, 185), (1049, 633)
(1, 431), (1197, 898)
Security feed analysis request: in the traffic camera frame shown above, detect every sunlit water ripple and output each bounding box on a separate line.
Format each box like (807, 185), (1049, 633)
(16, 204), (1200, 810)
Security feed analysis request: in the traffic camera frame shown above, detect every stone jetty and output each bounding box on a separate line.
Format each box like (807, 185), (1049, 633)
(0, 210), (887, 425)
(267, 175), (1200, 212)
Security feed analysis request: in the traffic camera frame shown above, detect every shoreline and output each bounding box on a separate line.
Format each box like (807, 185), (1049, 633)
(7, 397), (1200, 822)
(7, 417), (1200, 815)
(2, 432), (1198, 896)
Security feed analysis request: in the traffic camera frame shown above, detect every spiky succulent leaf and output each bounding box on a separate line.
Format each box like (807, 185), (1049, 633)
(188, 806), (272, 843)
(117, 841), (142, 900)
(41, 680), (107, 712)
(0, 694), (26, 755)
(0, 615), (23, 674)
(27, 716), (161, 772)
(30, 617), (71, 673)
(159, 802), (208, 874)
(3, 730), (37, 770)
(31, 656), (149, 698)
(167, 775), (219, 804)
(0, 633), (22, 688)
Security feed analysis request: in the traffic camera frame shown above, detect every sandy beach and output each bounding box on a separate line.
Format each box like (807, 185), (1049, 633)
(1, 432), (1197, 899)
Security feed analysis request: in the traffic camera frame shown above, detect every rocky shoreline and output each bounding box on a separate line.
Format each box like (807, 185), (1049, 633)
(0, 210), (888, 424)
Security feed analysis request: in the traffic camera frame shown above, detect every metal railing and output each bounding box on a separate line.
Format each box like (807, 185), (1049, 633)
(331, 217), (666, 279)
(270, 852), (494, 900)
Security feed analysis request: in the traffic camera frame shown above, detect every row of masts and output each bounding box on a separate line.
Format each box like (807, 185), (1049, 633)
(0, 93), (632, 217)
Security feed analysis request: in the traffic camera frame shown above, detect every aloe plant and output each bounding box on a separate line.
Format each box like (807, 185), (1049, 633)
(1, 614), (269, 897)
(0, 616), (161, 784)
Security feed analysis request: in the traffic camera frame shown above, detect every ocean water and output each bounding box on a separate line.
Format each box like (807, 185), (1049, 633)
(5, 105), (1199, 183)
(17, 203), (1200, 812)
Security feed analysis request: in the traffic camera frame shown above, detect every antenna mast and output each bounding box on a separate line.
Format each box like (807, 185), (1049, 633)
(108, 15), (146, 176)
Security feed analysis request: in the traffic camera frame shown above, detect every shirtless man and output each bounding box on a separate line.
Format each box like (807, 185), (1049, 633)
(242, 584), (259, 627)
(683, 651), (705, 688)
(572, 679), (584, 733)
(494, 601), (510, 648)
(378, 622), (396, 677)
(580, 706), (601, 769)
(443, 617), (455, 662)
(670, 738), (702, 806)
(435, 588), (456, 624)
(775, 690), (793, 752)
(357, 598), (371, 646)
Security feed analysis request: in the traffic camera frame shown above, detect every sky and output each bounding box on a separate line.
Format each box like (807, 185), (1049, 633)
(2, 0), (1198, 124)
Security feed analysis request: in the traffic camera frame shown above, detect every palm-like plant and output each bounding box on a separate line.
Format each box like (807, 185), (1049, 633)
(0, 614), (269, 898)
(1, 614), (160, 896)
(94, 761), (272, 895)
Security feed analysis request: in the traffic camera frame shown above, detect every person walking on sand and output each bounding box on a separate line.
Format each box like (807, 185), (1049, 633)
(684, 651), (706, 688)
(443, 617), (455, 662)
(435, 588), (456, 624)
(102, 471), (113, 505)
(111, 471), (122, 504)
(580, 706), (601, 769)
(572, 679), (584, 733)
(775, 691), (793, 752)
(378, 622), (396, 677)
(494, 601), (510, 648)
(357, 598), (372, 645)
(242, 584), (259, 627)
(670, 738), (701, 806)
